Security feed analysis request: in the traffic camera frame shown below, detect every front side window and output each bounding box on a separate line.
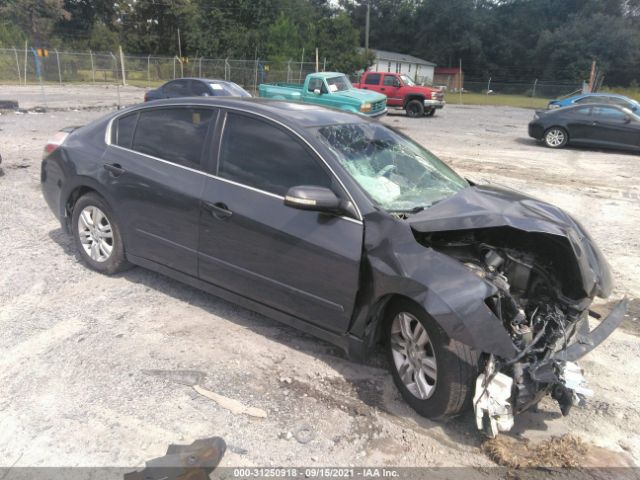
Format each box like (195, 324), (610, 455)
(314, 123), (467, 212)
(218, 113), (332, 196)
(190, 81), (210, 96)
(326, 75), (352, 93)
(308, 78), (326, 93)
(383, 75), (400, 87)
(131, 107), (214, 170)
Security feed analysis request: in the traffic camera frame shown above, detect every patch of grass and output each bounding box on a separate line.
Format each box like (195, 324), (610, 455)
(451, 92), (550, 109)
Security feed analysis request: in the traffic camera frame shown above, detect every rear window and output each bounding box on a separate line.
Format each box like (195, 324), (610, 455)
(114, 107), (214, 170)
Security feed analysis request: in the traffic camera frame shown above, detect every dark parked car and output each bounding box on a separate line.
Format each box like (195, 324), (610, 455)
(548, 92), (640, 112)
(144, 78), (251, 102)
(41, 98), (626, 437)
(529, 104), (640, 151)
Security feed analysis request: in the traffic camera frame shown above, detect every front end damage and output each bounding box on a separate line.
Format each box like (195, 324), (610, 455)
(403, 185), (627, 437)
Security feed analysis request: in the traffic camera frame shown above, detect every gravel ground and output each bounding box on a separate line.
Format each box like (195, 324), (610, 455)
(1, 87), (639, 470)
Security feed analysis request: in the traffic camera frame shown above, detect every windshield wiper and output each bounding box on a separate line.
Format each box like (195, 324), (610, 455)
(387, 205), (426, 214)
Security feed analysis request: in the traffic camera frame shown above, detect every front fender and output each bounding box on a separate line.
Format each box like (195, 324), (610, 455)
(351, 211), (517, 359)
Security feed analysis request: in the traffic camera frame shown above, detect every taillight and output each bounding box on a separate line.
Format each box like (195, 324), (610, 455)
(43, 131), (69, 158)
(144, 93), (149, 102)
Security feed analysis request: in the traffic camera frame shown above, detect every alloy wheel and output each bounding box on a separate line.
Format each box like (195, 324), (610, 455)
(545, 128), (566, 147)
(390, 312), (438, 400)
(77, 205), (114, 262)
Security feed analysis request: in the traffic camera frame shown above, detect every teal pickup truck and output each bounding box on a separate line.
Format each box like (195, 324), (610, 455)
(259, 72), (387, 117)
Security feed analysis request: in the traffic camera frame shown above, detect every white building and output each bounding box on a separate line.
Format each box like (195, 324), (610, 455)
(367, 49), (436, 84)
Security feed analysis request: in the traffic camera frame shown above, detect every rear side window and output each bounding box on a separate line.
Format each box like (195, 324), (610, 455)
(218, 113), (332, 196)
(114, 112), (138, 148)
(364, 74), (381, 85)
(131, 108), (214, 170)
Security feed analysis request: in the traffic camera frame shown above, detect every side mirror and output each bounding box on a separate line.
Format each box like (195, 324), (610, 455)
(624, 116), (631, 123)
(313, 88), (321, 95)
(284, 185), (341, 214)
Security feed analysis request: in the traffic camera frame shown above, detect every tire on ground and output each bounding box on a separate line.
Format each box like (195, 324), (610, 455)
(385, 298), (480, 419)
(71, 192), (130, 275)
(405, 99), (425, 118)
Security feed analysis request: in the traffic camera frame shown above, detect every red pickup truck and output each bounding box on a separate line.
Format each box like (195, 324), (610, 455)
(354, 71), (445, 118)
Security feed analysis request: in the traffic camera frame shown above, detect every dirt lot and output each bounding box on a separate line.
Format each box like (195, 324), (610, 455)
(1, 86), (639, 470)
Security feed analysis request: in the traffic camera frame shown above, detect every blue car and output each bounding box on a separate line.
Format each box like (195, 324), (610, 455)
(548, 92), (640, 112)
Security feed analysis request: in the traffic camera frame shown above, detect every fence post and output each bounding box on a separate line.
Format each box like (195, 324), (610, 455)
(119, 46), (127, 85)
(225, 58), (230, 81)
(90, 50), (95, 84)
(323, 57), (326, 72)
(147, 54), (151, 88)
(173, 57), (176, 79)
(532, 78), (538, 98)
(13, 47), (21, 84)
(287, 60), (291, 83)
(23, 40), (28, 84)
(55, 49), (62, 84)
(110, 52), (118, 84)
(199, 57), (202, 77)
(254, 58), (259, 94)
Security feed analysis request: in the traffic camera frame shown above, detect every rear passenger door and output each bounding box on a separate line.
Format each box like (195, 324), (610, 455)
(104, 106), (217, 276)
(197, 111), (363, 333)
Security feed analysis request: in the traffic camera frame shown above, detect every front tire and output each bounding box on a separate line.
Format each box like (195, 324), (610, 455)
(406, 100), (424, 118)
(543, 127), (568, 148)
(425, 108), (436, 117)
(72, 192), (129, 275)
(386, 300), (479, 419)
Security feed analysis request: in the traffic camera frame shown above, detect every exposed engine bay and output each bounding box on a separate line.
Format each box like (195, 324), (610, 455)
(417, 227), (607, 437)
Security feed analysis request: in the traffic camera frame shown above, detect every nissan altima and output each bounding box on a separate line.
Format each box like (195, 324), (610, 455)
(41, 98), (626, 437)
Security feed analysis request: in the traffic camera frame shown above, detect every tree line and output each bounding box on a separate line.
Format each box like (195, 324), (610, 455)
(1, 0), (640, 85)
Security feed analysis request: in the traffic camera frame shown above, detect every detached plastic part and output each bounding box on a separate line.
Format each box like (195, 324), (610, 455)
(473, 371), (515, 438)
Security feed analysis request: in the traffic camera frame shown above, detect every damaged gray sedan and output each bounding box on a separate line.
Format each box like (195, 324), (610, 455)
(41, 99), (626, 437)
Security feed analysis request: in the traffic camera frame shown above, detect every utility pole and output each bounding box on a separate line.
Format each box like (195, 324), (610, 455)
(588, 60), (596, 93)
(365, 1), (370, 54)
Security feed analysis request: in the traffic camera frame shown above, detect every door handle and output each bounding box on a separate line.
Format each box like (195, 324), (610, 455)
(203, 201), (233, 220)
(104, 163), (125, 177)
(380, 87), (385, 91)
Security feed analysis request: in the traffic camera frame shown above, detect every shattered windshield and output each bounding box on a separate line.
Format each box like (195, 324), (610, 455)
(314, 123), (468, 212)
(326, 75), (352, 92)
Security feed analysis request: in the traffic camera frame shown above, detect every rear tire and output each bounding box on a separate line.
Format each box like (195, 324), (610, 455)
(406, 100), (424, 118)
(543, 127), (568, 148)
(71, 192), (129, 275)
(386, 299), (479, 419)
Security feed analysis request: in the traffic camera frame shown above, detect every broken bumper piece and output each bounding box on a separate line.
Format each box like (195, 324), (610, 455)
(475, 299), (627, 437)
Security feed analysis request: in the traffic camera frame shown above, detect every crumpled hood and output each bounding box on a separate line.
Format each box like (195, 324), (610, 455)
(408, 184), (613, 298)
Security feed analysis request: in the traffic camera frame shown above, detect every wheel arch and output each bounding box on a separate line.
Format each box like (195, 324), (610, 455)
(404, 95), (425, 108)
(61, 177), (118, 233)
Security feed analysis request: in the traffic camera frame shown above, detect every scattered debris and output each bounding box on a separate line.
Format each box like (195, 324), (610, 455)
(293, 424), (315, 444)
(143, 369), (267, 418)
(124, 436), (226, 480)
(193, 384), (267, 418)
(482, 434), (588, 468)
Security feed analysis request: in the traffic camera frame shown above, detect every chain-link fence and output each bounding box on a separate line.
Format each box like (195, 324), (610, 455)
(0, 47), (322, 95)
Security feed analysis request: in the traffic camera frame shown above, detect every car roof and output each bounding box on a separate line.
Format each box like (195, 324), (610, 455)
(574, 92), (636, 101)
(164, 77), (238, 85)
(126, 97), (369, 128)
